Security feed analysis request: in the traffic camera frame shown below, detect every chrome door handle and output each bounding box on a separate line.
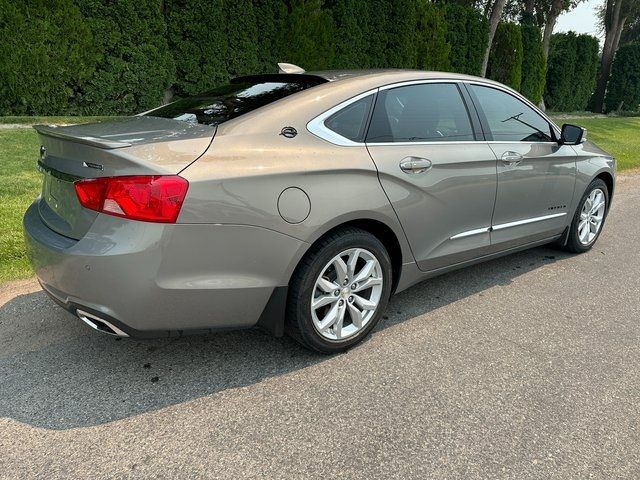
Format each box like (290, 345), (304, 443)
(501, 151), (523, 166)
(399, 157), (432, 174)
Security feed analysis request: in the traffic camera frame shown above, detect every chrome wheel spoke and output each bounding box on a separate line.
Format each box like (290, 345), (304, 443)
(318, 302), (341, 332)
(353, 260), (376, 284)
(333, 302), (346, 339)
(353, 294), (376, 310)
(317, 277), (339, 293)
(347, 302), (363, 329)
(312, 294), (338, 310)
(333, 257), (348, 285)
(352, 276), (382, 292)
(347, 248), (361, 279)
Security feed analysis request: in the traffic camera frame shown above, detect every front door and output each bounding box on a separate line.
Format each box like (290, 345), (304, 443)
(466, 84), (576, 251)
(365, 82), (498, 272)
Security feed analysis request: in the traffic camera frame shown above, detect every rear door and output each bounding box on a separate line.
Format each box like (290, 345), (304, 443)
(365, 82), (498, 272)
(466, 84), (576, 251)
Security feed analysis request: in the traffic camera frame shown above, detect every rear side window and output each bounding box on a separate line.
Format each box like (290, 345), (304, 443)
(145, 76), (324, 126)
(324, 95), (374, 142)
(366, 83), (475, 143)
(469, 84), (553, 142)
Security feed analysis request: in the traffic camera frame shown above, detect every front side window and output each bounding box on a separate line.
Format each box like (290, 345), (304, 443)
(324, 95), (374, 142)
(366, 83), (475, 143)
(469, 84), (553, 142)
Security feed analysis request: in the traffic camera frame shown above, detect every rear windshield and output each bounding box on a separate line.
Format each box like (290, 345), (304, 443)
(145, 76), (324, 126)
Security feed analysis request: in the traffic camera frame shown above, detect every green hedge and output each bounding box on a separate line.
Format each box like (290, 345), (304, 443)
(0, 0), (95, 115)
(545, 32), (599, 111)
(487, 22), (523, 90)
(443, 3), (488, 75)
(519, 22), (546, 105)
(74, 0), (175, 115)
(0, 1), (604, 115)
(605, 43), (640, 112)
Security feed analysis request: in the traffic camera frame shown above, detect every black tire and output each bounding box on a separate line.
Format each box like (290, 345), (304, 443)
(286, 227), (393, 354)
(560, 178), (609, 253)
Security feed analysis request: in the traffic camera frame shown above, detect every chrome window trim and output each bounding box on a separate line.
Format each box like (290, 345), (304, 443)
(492, 212), (567, 231)
(306, 89), (377, 146)
(307, 78), (562, 147)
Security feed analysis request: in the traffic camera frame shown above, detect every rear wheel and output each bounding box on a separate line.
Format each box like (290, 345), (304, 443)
(286, 227), (392, 353)
(560, 178), (609, 253)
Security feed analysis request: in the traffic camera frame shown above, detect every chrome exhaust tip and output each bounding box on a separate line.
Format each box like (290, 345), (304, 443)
(77, 309), (129, 337)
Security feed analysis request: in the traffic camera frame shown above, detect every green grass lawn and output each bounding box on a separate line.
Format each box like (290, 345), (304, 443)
(0, 128), (42, 282)
(0, 116), (638, 284)
(550, 116), (640, 171)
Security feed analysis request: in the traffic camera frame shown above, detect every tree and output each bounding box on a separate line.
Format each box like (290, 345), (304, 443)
(326, 0), (372, 68)
(487, 22), (524, 89)
(592, 0), (640, 112)
(520, 18), (546, 103)
(276, 0), (335, 70)
(443, 3), (489, 75)
(605, 42), (640, 111)
(165, 0), (228, 97)
(481, 0), (509, 76)
(414, 0), (451, 70)
(0, 0), (96, 115)
(75, 0), (175, 115)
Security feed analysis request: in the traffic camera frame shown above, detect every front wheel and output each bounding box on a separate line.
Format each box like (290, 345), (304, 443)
(561, 178), (609, 253)
(286, 227), (392, 354)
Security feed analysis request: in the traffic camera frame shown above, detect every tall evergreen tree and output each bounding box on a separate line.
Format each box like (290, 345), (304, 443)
(165, 0), (228, 97)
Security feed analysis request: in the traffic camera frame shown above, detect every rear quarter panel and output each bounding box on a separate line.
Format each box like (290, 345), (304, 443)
(178, 129), (414, 284)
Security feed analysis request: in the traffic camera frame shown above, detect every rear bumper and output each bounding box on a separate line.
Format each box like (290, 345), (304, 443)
(24, 201), (306, 337)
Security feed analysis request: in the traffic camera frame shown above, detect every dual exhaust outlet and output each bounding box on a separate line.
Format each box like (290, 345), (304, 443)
(76, 309), (129, 337)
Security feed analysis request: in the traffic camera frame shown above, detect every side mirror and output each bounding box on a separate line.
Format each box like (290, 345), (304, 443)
(560, 124), (586, 145)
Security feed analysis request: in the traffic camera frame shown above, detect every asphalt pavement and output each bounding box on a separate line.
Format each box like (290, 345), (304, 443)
(1, 172), (639, 479)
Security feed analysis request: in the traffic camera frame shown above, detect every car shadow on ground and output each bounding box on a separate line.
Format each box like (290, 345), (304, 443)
(0, 246), (570, 430)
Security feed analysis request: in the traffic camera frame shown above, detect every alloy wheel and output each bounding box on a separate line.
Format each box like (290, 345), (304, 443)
(578, 188), (606, 245)
(310, 248), (384, 341)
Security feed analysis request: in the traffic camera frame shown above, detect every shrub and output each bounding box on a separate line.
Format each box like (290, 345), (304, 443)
(519, 22), (546, 105)
(414, 0), (451, 71)
(0, 0), (96, 115)
(165, 0), (229, 97)
(385, 0), (418, 68)
(223, 0), (260, 77)
(443, 3), (488, 75)
(254, 0), (289, 73)
(487, 22), (523, 90)
(605, 43), (640, 111)
(75, 0), (175, 115)
(545, 32), (598, 111)
(326, 0), (372, 68)
(276, 0), (335, 71)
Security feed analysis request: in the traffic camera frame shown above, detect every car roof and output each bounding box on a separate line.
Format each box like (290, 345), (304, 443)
(305, 68), (492, 84)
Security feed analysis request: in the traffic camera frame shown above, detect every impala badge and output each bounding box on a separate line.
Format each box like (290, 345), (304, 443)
(83, 161), (104, 171)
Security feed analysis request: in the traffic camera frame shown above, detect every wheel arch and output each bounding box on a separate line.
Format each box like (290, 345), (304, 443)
(595, 171), (615, 208)
(256, 216), (411, 337)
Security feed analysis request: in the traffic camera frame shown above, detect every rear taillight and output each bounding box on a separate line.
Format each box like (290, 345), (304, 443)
(74, 175), (189, 223)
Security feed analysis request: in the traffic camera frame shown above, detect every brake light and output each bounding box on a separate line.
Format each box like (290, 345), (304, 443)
(74, 175), (189, 223)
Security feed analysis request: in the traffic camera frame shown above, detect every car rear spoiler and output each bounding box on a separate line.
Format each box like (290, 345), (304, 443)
(33, 124), (132, 149)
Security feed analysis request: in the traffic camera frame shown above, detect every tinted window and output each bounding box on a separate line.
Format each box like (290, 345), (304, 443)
(146, 76), (323, 126)
(324, 95), (373, 142)
(366, 83), (475, 143)
(469, 85), (553, 142)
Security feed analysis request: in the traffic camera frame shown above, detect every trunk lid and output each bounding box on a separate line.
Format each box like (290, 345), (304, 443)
(34, 117), (215, 239)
